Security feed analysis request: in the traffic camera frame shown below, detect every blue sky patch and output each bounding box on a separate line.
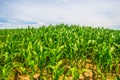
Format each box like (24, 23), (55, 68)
(0, 0), (120, 29)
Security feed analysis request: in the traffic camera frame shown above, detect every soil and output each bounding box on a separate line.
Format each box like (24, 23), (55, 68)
(9, 59), (120, 80)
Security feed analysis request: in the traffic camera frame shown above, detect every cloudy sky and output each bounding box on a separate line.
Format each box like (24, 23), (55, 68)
(0, 0), (120, 29)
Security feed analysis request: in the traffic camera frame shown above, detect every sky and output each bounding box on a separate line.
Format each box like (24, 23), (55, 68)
(0, 0), (120, 29)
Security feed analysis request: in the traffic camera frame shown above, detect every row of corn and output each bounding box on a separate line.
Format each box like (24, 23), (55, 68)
(0, 24), (120, 80)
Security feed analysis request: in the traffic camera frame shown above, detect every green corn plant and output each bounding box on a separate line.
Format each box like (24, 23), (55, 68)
(46, 60), (65, 80)
(2, 63), (13, 80)
(0, 24), (120, 80)
(66, 66), (86, 80)
(70, 67), (79, 80)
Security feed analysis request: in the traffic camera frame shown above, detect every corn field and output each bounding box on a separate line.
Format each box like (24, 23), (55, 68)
(0, 24), (120, 80)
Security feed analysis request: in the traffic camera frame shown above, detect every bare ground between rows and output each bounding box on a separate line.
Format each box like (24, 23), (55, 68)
(9, 59), (120, 80)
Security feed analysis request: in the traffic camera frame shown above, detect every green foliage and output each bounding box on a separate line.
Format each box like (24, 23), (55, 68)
(0, 24), (120, 79)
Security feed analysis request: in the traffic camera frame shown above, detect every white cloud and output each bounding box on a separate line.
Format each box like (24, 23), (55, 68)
(0, 0), (120, 29)
(0, 22), (4, 25)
